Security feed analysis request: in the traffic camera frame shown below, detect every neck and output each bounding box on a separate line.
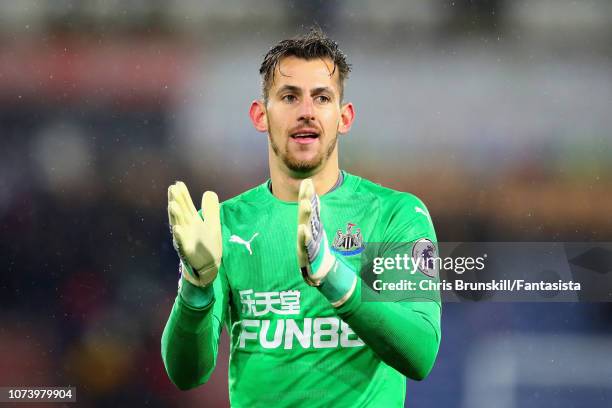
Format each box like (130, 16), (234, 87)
(268, 148), (341, 202)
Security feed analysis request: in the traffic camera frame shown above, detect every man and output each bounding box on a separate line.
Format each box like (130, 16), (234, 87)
(162, 28), (441, 407)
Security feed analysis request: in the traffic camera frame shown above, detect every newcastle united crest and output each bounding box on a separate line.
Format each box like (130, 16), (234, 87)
(331, 223), (365, 256)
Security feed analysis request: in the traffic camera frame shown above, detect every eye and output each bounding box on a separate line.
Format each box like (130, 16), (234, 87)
(315, 95), (331, 104)
(282, 94), (297, 103)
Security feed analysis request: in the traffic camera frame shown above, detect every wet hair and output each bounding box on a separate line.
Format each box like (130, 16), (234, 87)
(259, 27), (351, 104)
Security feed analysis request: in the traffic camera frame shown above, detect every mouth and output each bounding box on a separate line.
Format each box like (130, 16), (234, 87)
(290, 129), (320, 145)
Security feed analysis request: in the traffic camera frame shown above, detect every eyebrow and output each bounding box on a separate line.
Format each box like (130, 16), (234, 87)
(276, 85), (335, 97)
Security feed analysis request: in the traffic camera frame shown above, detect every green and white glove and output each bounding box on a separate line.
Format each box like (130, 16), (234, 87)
(168, 182), (222, 305)
(297, 179), (357, 307)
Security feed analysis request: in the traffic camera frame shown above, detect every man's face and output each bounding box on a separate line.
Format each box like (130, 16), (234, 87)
(264, 56), (345, 174)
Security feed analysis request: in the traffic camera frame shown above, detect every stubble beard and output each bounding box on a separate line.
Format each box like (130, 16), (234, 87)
(269, 131), (338, 173)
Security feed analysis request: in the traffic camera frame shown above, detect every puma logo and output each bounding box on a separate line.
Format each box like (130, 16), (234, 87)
(229, 233), (259, 255)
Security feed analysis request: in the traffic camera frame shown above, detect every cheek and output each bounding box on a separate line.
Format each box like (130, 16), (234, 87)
(266, 111), (284, 133)
(271, 118), (289, 136)
(321, 109), (341, 131)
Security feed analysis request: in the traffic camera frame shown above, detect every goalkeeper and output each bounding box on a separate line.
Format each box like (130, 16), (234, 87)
(162, 28), (441, 407)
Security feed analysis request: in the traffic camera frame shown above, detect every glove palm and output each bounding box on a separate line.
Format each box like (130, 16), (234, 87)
(168, 181), (222, 287)
(297, 178), (337, 286)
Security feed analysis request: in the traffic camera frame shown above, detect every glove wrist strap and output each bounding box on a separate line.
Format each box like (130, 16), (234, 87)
(318, 257), (358, 307)
(179, 275), (215, 309)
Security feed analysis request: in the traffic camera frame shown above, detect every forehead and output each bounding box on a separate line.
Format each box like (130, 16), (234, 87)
(271, 56), (340, 92)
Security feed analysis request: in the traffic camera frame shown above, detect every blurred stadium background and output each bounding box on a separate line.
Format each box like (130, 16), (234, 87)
(1, 0), (611, 406)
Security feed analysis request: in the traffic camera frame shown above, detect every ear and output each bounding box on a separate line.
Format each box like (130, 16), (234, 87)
(249, 100), (268, 132)
(338, 102), (355, 134)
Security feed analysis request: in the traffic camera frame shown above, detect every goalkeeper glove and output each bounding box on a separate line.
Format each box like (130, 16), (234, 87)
(167, 181), (222, 289)
(297, 178), (357, 307)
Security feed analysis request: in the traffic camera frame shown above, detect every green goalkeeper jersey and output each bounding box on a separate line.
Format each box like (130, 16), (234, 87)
(162, 172), (442, 407)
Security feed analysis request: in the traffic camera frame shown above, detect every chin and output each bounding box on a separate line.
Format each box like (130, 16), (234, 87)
(284, 157), (324, 173)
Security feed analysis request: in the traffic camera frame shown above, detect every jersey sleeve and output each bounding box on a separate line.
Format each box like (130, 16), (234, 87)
(384, 193), (436, 243)
(161, 226), (231, 390)
(324, 193), (442, 380)
(378, 193), (440, 303)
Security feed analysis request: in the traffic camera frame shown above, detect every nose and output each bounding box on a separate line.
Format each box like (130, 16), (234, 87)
(298, 98), (315, 122)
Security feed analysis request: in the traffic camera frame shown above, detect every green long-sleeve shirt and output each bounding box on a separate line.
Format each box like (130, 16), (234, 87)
(162, 172), (441, 407)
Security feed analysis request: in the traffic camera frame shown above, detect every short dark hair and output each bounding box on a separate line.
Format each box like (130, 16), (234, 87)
(259, 27), (351, 104)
